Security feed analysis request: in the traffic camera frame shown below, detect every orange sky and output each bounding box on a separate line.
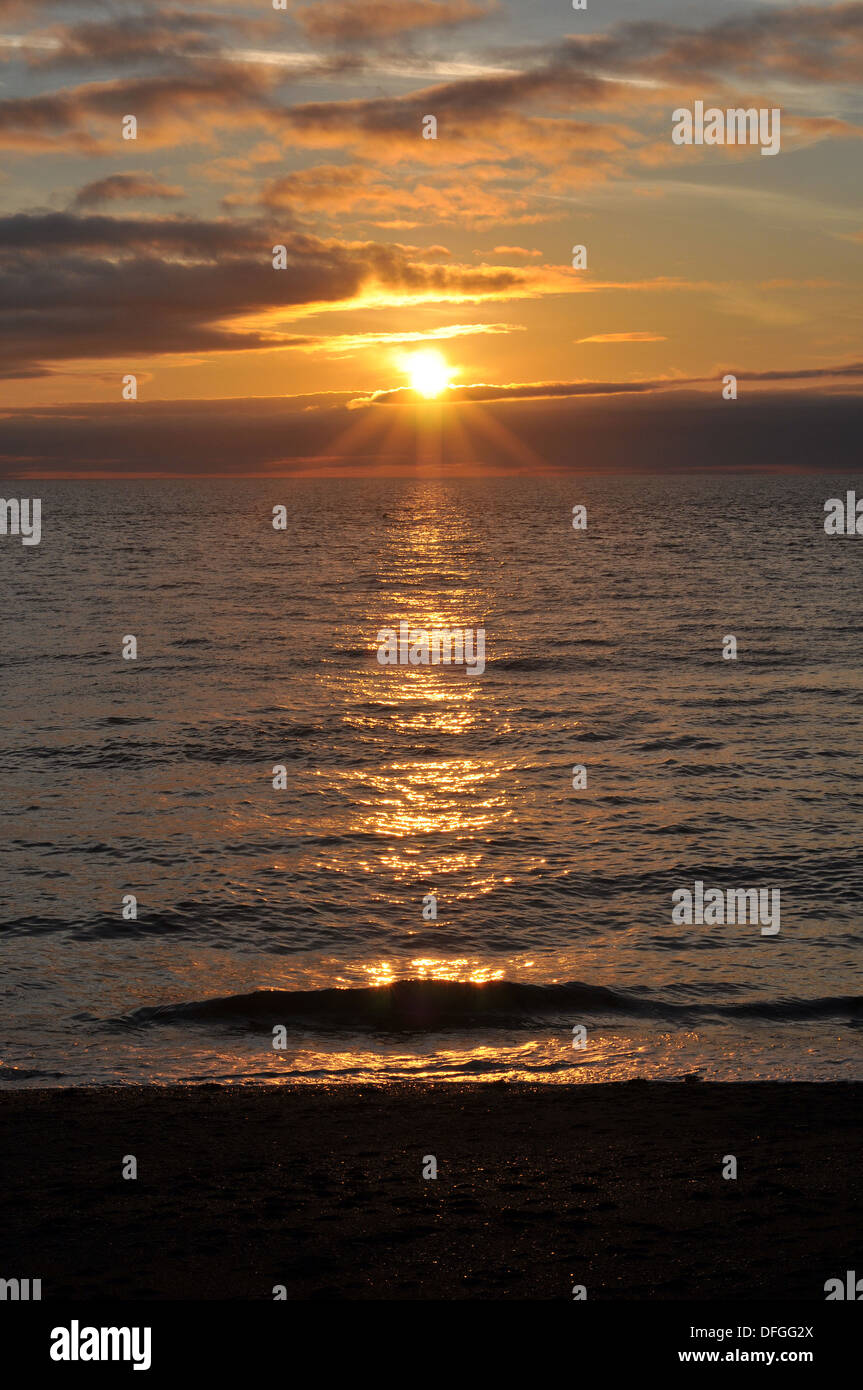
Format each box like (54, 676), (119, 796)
(0, 0), (861, 473)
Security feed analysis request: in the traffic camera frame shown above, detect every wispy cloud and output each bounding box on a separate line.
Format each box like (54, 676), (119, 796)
(291, 0), (499, 43)
(576, 331), (667, 343)
(356, 360), (863, 405)
(72, 172), (184, 209)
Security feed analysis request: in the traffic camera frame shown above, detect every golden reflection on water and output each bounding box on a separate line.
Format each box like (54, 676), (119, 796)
(309, 483), (535, 912)
(258, 1031), (705, 1084)
(354, 758), (511, 837)
(304, 482), (536, 1052)
(364, 958), (505, 986)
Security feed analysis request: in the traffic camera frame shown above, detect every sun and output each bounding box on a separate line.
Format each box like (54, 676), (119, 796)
(402, 348), (454, 399)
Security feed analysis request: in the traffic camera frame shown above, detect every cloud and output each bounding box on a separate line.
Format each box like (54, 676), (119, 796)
(357, 359), (863, 405)
(72, 173), (184, 209)
(0, 0), (59, 11)
(275, 4), (863, 169)
(359, 376), (686, 405)
(246, 161), (572, 226)
(576, 331), (667, 343)
(2, 3), (859, 177)
(593, 3), (863, 86)
(490, 246), (543, 259)
(313, 321), (522, 354)
(734, 360), (863, 382)
(783, 113), (863, 147)
(291, 0), (498, 43)
(282, 83), (614, 158)
(3, 390), (861, 479)
(0, 211), (576, 376)
(0, 66), (278, 152)
(6, 11), (276, 69)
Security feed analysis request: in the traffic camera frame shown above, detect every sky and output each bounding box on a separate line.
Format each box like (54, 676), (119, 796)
(0, 0), (861, 476)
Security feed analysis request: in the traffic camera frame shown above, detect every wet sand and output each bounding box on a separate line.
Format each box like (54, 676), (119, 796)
(0, 1081), (858, 1300)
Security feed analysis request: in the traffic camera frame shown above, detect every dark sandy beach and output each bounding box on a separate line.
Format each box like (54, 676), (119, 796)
(0, 1081), (858, 1301)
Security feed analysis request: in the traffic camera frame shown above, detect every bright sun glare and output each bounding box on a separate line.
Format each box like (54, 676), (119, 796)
(403, 348), (453, 398)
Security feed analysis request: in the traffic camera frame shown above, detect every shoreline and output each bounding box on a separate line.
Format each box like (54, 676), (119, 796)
(1, 1080), (859, 1300)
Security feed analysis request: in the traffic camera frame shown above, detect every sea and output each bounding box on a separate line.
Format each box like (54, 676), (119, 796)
(1, 474), (861, 1085)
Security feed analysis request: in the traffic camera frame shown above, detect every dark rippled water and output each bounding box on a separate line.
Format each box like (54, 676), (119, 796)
(1, 475), (861, 1084)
